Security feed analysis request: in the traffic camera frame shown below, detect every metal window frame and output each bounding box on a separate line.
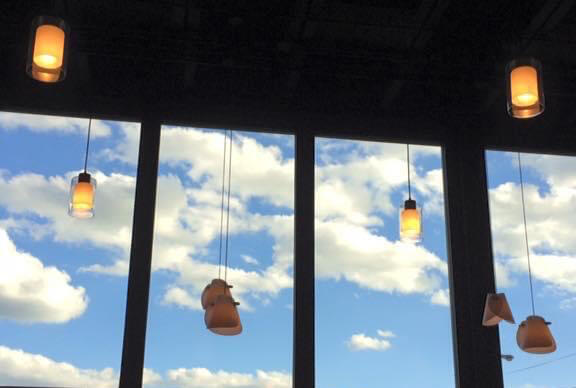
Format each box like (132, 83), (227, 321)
(7, 108), (575, 388)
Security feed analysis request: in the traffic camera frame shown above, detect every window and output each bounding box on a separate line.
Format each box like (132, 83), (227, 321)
(487, 150), (576, 387)
(315, 138), (454, 387)
(0, 112), (140, 386)
(144, 127), (294, 387)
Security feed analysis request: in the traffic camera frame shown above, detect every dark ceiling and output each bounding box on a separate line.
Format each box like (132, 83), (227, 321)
(2, 0), (576, 139)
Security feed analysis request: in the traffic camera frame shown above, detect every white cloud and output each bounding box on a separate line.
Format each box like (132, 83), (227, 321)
(165, 368), (291, 388)
(0, 112), (111, 137)
(0, 345), (118, 387)
(316, 220), (447, 295)
(430, 289), (450, 306)
(347, 332), (394, 352)
(0, 125), (451, 315)
(242, 255), (259, 265)
(376, 330), (396, 338)
(0, 171), (138, 275)
(0, 229), (87, 323)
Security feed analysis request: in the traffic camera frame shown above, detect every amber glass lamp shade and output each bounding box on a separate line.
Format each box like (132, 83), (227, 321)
(204, 294), (242, 336)
(400, 199), (422, 243)
(27, 16), (69, 83)
(201, 279), (232, 310)
(517, 315), (557, 354)
(506, 58), (544, 119)
(482, 293), (515, 326)
(69, 172), (96, 219)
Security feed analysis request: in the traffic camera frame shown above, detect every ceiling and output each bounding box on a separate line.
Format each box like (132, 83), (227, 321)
(2, 0), (576, 140)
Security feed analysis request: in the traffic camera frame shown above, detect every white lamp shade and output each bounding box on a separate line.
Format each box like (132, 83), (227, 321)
(482, 293), (515, 326)
(201, 279), (232, 310)
(27, 16), (69, 83)
(516, 315), (557, 354)
(400, 199), (422, 243)
(69, 173), (96, 219)
(204, 294), (242, 336)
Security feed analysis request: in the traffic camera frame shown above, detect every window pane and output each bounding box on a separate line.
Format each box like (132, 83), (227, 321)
(0, 111), (140, 386)
(315, 138), (454, 388)
(487, 151), (576, 387)
(144, 127), (294, 387)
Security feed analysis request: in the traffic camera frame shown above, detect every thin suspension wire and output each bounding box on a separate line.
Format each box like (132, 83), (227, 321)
(518, 153), (536, 316)
(83, 118), (92, 172)
(224, 130), (233, 283)
(217, 131), (228, 279)
(407, 144), (412, 199)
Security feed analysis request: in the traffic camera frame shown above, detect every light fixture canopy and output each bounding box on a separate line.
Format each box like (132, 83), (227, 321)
(400, 198), (422, 243)
(482, 293), (515, 326)
(517, 315), (556, 354)
(27, 16), (70, 83)
(69, 172), (96, 218)
(506, 58), (544, 119)
(204, 294), (242, 336)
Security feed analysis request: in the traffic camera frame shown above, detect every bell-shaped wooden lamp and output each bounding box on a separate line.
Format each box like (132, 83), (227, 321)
(517, 315), (556, 354)
(204, 294), (242, 336)
(201, 278), (233, 310)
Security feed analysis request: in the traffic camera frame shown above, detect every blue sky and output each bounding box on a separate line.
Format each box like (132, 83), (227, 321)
(0, 111), (574, 388)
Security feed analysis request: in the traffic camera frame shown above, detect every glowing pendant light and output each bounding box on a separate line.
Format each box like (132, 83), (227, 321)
(400, 144), (422, 243)
(27, 16), (69, 83)
(506, 58), (544, 119)
(202, 130), (242, 336)
(482, 293), (515, 327)
(69, 118), (96, 218)
(515, 153), (556, 354)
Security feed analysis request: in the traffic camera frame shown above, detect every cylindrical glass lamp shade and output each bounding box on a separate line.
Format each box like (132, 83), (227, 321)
(516, 315), (557, 354)
(400, 199), (422, 243)
(27, 16), (70, 83)
(69, 172), (96, 219)
(482, 293), (515, 326)
(201, 279), (232, 310)
(204, 294), (242, 336)
(506, 58), (544, 119)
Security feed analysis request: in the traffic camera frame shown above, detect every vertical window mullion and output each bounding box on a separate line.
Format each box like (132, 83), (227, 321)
(293, 129), (316, 388)
(119, 118), (162, 388)
(442, 136), (504, 388)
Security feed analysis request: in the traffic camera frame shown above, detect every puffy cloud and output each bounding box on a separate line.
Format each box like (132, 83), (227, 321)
(0, 111), (111, 137)
(488, 154), (576, 297)
(316, 220), (447, 295)
(0, 229), (87, 323)
(347, 331), (395, 351)
(430, 289), (450, 306)
(0, 348), (162, 387)
(0, 171), (138, 275)
(0, 125), (450, 315)
(165, 368), (291, 388)
(242, 255), (259, 265)
(0, 345), (118, 387)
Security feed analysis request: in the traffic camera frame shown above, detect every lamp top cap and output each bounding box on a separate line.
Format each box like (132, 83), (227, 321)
(404, 199), (417, 209)
(78, 172), (91, 182)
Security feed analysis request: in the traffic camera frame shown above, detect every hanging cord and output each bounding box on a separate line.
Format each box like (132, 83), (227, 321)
(407, 143), (412, 199)
(83, 118), (92, 173)
(217, 131), (228, 279)
(518, 153), (536, 316)
(224, 130), (233, 284)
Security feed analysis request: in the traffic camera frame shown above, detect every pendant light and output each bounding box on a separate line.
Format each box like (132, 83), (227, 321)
(69, 118), (96, 219)
(400, 144), (422, 243)
(27, 16), (70, 83)
(506, 58), (544, 119)
(515, 153), (556, 354)
(482, 293), (515, 327)
(202, 130), (242, 336)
